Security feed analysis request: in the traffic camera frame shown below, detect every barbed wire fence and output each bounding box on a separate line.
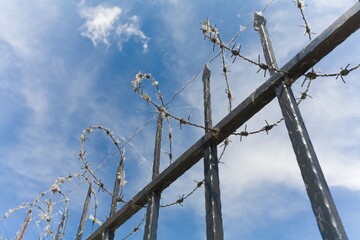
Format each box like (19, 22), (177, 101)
(1, 0), (359, 239)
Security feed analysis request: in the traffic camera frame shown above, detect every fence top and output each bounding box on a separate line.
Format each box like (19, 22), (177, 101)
(86, 2), (360, 239)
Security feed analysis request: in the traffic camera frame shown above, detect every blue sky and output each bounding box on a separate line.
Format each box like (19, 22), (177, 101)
(1, 0), (360, 239)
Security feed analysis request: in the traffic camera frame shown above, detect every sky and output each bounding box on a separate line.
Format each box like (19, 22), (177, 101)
(0, 0), (360, 239)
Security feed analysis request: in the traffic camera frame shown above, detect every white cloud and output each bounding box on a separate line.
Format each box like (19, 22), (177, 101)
(79, 4), (149, 52)
(79, 5), (122, 47)
(116, 15), (150, 52)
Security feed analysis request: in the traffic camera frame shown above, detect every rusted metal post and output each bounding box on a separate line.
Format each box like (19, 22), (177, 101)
(143, 112), (163, 240)
(202, 64), (224, 240)
(254, 12), (348, 239)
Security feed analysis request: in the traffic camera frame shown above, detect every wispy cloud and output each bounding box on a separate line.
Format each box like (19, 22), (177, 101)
(116, 15), (150, 52)
(79, 3), (149, 52)
(79, 4), (122, 47)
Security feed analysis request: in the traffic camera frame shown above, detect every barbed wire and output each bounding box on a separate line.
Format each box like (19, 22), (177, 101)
(79, 125), (127, 200)
(200, 6), (360, 144)
(293, 0), (315, 41)
(1, 175), (73, 239)
(308, 63), (360, 83)
(121, 215), (145, 240)
(160, 180), (204, 208)
(131, 72), (220, 134)
(0, 123), (147, 239)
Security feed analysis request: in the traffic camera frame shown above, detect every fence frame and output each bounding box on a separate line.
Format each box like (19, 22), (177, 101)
(86, 2), (360, 239)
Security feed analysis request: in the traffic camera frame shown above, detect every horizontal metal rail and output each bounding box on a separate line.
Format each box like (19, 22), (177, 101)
(87, 2), (360, 239)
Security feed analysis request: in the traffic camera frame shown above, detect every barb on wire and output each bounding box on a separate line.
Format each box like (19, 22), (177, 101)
(293, 0), (314, 41)
(165, 117), (174, 163)
(302, 63), (360, 84)
(121, 216), (146, 240)
(217, 37), (234, 113)
(297, 91), (313, 101)
(297, 73), (314, 105)
(318, 63), (360, 83)
(233, 118), (284, 141)
(256, 55), (273, 77)
(218, 138), (231, 162)
(161, 180), (204, 208)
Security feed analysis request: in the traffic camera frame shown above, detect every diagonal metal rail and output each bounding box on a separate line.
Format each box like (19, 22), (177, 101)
(87, 2), (360, 239)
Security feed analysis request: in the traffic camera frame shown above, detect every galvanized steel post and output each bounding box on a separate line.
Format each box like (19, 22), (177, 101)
(77, 184), (92, 240)
(106, 150), (126, 240)
(143, 113), (163, 240)
(254, 12), (348, 239)
(202, 64), (224, 240)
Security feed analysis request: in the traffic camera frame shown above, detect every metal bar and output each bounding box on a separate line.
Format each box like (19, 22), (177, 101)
(86, 3), (360, 239)
(77, 184), (92, 240)
(202, 64), (224, 240)
(105, 150), (126, 240)
(143, 113), (163, 240)
(254, 12), (348, 239)
(253, 12), (279, 75)
(55, 203), (68, 239)
(276, 79), (349, 240)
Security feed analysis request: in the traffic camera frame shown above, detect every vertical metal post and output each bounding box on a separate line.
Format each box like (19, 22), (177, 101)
(254, 12), (348, 239)
(106, 150), (125, 240)
(143, 112), (163, 240)
(76, 184), (92, 240)
(202, 64), (224, 240)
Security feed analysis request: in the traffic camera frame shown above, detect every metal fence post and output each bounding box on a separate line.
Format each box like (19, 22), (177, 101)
(143, 112), (163, 240)
(202, 64), (224, 240)
(105, 150), (126, 240)
(77, 184), (92, 240)
(254, 12), (348, 239)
